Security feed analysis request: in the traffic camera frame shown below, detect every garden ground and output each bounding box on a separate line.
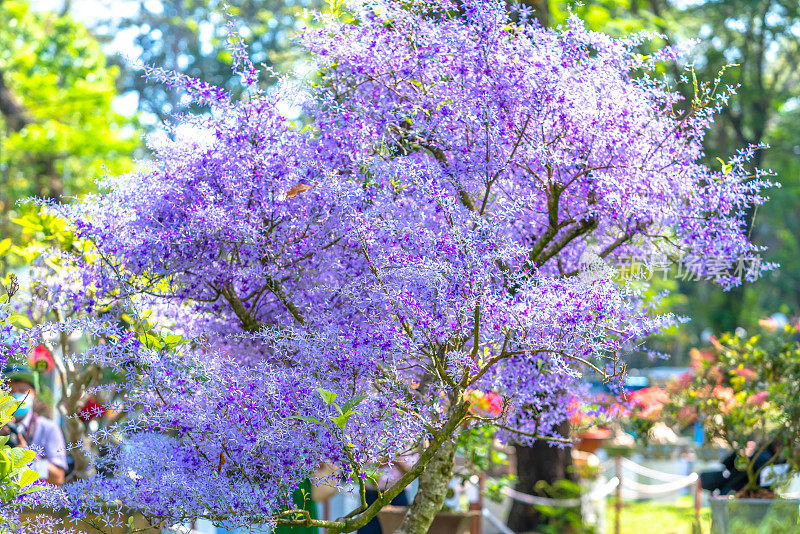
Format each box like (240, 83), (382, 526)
(606, 496), (711, 534)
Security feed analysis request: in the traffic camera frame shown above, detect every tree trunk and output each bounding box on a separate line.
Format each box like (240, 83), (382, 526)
(0, 69), (31, 132)
(62, 416), (92, 481)
(395, 438), (457, 534)
(507, 421), (574, 531)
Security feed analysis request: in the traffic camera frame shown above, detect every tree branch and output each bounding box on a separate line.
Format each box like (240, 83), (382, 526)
(536, 216), (598, 268)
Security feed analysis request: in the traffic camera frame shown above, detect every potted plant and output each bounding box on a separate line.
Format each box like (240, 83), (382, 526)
(647, 320), (800, 533)
(568, 397), (615, 455)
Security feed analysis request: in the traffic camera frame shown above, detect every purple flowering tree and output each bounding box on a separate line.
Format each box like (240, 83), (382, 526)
(25, 0), (771, 532)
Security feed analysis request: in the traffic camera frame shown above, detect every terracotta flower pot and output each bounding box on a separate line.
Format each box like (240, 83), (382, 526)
(377, 506), (480, 534)
(577, 428), (613, 454)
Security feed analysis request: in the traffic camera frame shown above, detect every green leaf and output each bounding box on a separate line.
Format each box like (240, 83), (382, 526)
(341, 395), (367, 413)
(18, 484), (46, 496)
(316, 388), (337, 406)
(10, 217), (43, 232)
(0, 483), (16, 504)
(9, 245), (39, 263)
(12, 448), (35, 467)
(138, 332), (162, 350)
(21, 449), (35, 466)
(436, 99), (453, 111)
(9, 314), (32, 329)
(18, 469), (38, 488)
(162, 334), (184, 345)
(0, 449), (11, 478)
(0, 397), (20, 415)
(330, 410), (357, 431)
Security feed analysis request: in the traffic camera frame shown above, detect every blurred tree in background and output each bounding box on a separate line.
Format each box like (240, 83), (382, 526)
(682, 0), (800, 338)
(0, 1), (141, 480)
(93, 0), (319, 123)
(511, 1), (800, 531)
(0, 0), (139, 256)
(525, 0), (800, 362)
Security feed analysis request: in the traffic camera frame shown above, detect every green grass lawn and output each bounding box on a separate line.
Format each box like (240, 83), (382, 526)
(606, 497), (711, 534)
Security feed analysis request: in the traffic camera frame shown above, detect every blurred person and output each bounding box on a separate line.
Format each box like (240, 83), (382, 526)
(2, 365), (67, 485)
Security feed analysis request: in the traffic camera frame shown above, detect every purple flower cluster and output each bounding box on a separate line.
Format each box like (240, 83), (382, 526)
(18, 0), (771, 529)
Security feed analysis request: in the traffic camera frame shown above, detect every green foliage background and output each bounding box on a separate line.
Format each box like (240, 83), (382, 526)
(546, 0), (800, 363)
(0, 0), (139, 256)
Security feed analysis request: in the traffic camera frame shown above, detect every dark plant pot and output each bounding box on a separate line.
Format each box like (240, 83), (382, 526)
(709, 496), (800, 534)
(377, 506), (479, 534)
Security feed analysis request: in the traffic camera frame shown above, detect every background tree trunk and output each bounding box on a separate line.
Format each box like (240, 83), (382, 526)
(0, 69), (31, 132)
(507, 420), (574, 531)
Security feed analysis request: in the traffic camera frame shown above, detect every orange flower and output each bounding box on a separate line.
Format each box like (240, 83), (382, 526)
(630, 386), (668, 407)
(758, 317), (779, 332)
(629, 387), (668, 421)
(712, 385), (734, 402)
(639, 403), (663, 421)
(465, 390), (504, 417)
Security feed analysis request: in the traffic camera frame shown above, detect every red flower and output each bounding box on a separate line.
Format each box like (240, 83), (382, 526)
(78, 397), (105, 423)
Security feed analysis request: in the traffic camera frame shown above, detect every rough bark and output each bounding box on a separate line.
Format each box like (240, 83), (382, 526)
(395, 438), (457, 534)
(507, 420), (574, 531)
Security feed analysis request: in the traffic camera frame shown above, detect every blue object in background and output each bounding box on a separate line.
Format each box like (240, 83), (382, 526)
(693, 421), (704, 446)
(587, 375), (650, 396)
